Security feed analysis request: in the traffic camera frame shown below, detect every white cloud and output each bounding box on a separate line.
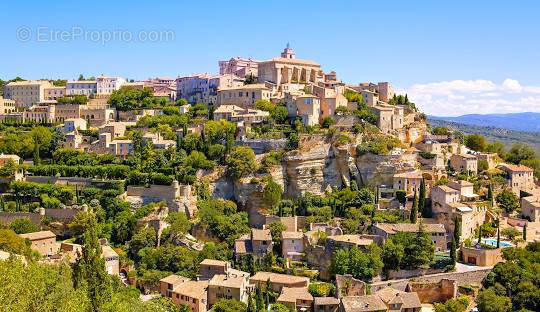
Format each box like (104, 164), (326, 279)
(502, 78), (523, 93)
(402, 79), (540, 116)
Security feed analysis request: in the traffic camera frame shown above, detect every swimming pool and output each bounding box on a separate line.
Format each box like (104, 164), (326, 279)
(478, 238), (514, 248)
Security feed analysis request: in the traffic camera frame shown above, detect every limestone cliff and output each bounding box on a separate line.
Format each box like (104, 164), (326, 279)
(355, 152), (418, 186)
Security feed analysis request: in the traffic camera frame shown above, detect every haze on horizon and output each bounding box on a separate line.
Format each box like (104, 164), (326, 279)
(1, 0), (539, 116)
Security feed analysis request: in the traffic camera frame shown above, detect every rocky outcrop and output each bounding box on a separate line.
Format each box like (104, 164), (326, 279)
(356, 152), (418, 186)
(283, 135), (342, 196)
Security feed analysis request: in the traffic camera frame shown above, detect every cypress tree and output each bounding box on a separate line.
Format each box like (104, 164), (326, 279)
(73, 213), (112, 311)
(487, 184), (493, 203)
(477, 226), (482, 244)
(496, 219), (501, 248)
(450, 238), (457, 266)
(419, 179), (426, 216)
(410, 190), (418, 223)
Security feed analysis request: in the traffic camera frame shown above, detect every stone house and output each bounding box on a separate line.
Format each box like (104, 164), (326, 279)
(450, 154), (478, 174)
(170, 280), (209, 312)
(234, 228), (273, 259)
(281, 231), (305, 260)
(373, 287), (422, 312)
(497, 163), (535, 195)
(521, 195), (540, 222)
(314, 297), (339, 312)
(276, 287), (314, 312)
(340, 295), (387, 312)
(208, 273), (251, 306)
(392, 170), (423, 196)
(19, 230), (58, 256)
(250, 272), (309, 292)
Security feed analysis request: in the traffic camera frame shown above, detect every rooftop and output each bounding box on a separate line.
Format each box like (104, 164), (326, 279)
(209, 274), (245, 289)
(250, 272), (309, 285)
(19, 230), (56, 241)
(328, 235), (376, 246)
(172, 280), (208, 299)
(277, 287), (313, 303)
(251, 228), (272, 241)
(341, 295), (387, 312)
(281, 231), (304, 240)
(374, 287), (421, 309)
(375, 223), (446, 234)
(498, 163), (533, 172)
(261, 57), (320, 67)
(160, 274), (190, 286)
(200, 259), (228, 267)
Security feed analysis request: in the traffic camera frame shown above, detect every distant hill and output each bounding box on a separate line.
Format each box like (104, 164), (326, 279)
(427, 119), (540, 154)
(428, 112), (540, 133)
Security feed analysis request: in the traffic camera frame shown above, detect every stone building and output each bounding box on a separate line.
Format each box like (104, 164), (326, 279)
(219, 56), (260, 77)
(497, 163), (535, 195)
(217, 83), (272, 108)
(176, 73), (244, 106)
(521, 195), (540, 222)
(369, 104), (404, 134)
(66, 80), (97, 96)
(310, 84), (348, 120)
(3, 80), (53, 108)
(250, 272), (309, 292)
(43, 86), (66, 101)
(281, 231), (304, 260)
(0, 97), (16, 114)
(450, 154), (478, 174)
(19, 230), (58, 256)
(234, 228), (273, 259)
(257, 46), (323, 87)
(213, 105), (269, 124)
(276, 287), (313, 312)
(208, 273), (251, 306)
(393, 170), (423, 196)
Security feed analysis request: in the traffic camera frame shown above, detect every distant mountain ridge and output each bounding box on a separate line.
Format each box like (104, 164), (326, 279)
(428, 112), (540, 133)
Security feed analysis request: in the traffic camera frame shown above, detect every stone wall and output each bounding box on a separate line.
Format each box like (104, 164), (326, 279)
(370, 268), (491, 292)
(236, 138), (287, 154)
(25, 176), (94, 187)
(406, 278), (457, 304)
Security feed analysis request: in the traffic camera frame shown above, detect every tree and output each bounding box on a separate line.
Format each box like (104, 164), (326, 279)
(9, 217), (39, 234)
(226, 146), (257, 180)
(330, 244), (383, 282)
(321, 117), (335, 128)
(465, 134), (487, 152)
(72, 213), (113, 312)
(0, 229), (33, 256)
(263, 179), (283, 210)
(476, 288), (512, 312)
(128, 227), (156, 261)
(269, 303), (290, 312)
(111, 210), (136, 244)
(523, 223), (527, 241)
(434, 296), (469, 312)
(419, 179), (426, 216)
(410, 190), (418, 223)
(496, 189), (519, 213)
(505, 143), (536, 165)
(29, 126), (53, 165)
(487, 184), (494, 203)
(382, 240), (404, 271)
(496, 219), (501, 248)
(210, 299), (247, 312)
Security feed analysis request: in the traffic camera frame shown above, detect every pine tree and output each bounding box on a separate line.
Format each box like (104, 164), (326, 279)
(419, 179), (426, 216)
(410, 190), (418, 223)
(73, 213), (112, 312)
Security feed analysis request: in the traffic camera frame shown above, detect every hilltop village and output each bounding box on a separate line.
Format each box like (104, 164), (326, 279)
(0, 46), (539, 312)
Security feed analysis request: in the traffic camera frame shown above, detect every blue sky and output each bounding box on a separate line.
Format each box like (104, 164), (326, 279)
(1, 1), (540, 116)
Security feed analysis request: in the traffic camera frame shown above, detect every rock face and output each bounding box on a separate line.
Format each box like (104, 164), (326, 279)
(283, 135), (342, 196)
(356, 152), (418, 186)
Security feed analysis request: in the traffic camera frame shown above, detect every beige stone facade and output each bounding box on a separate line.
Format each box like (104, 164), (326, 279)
(213, 105), (269, 124)
(258, 47), (323, 87)
(281, 231), (304, 260)
(369, 104), (404, 134)
(219, 57), (260, 77)
(461, 246), (503, 266)
(19, 230), (58, 256)
(450, 154), (478, 174)
(0, 97), (17, 114)
(393, 170), (423, 196)
(497, 163), (535, 195)
(3, 80), (53, 108)
(521, 195), (540, 222)
(250, 272), (309, 292)
(217, 83), (272, 108)
(373, 223), (447, 251)
(44, 86), (66, 101)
